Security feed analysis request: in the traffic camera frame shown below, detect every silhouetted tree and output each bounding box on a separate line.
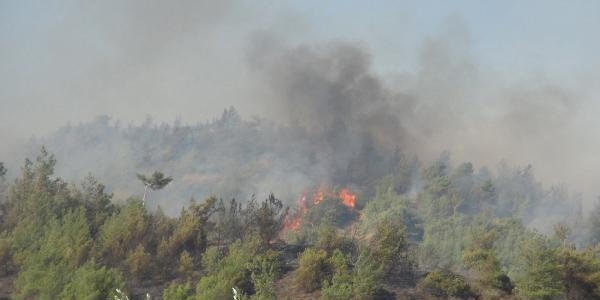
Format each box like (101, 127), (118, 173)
(136, 171), (172, 206)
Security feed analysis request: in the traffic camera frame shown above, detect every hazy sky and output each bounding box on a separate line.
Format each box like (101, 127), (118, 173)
(2, 1), (600, 198)
(2, 1), (599, 136)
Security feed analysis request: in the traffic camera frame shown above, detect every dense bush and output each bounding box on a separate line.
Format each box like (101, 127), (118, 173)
(162, 281), (194, 300)
(419, 269), (474, 299)
(2, 146), (600, 299)
(60, 262), (125, 300)
(294, 248), (329, 292)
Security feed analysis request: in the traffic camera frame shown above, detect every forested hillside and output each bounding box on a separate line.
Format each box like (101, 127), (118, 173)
(2, 108), (586, 226)
(4, 1), (600, 299)
(1, 135), (600, 299)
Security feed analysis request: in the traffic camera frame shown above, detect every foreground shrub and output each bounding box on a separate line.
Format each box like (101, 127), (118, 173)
(162, 281), (194, 300)
(60, 261), (125, 300)
(196, 238), (260, 300)
(294, 248), (329, 292)
(419, 269), (474, 299)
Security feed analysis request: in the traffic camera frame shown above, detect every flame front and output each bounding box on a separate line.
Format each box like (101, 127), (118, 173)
(283, 194), (307, 232)
(282, 186), (358, 234)
(313, 186), (326, 205)
(339, 188), (356, 208)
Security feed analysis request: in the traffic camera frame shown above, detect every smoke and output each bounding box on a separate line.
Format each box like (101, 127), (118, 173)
(243, 21), (591, 204)
(246, 35), (408, 185)
(0, 0), (258, 144)
(2, 2), (600, 212)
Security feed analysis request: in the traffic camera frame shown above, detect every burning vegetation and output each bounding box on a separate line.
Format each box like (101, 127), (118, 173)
(283, 186), (358, 234)
(1, 3), (598, 299)
(1, 122), (599, 300)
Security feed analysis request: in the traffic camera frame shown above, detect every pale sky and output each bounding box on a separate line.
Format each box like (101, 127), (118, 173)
(2, 1), (599, 138)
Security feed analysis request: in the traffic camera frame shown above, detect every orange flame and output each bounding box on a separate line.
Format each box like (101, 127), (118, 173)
(283, 194), (308, 232)
(284, 214), (302, 231)
(339, 188), (356, 208)
(282, 186), (358, 234)
(313, 186), (326, 205)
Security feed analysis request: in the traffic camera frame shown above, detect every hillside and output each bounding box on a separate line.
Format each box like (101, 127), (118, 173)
(0, 145), (599, 299)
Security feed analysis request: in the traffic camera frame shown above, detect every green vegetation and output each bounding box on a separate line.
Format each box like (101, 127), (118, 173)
(0, 147), (600, 299)
(136, 171), (173, 206)
(418, 269), (473, 299)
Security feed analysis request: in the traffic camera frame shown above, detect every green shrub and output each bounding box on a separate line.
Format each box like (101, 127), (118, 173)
(419, 269), (473, 299)
(162, 281), (194, 300)
(196, 238), (260, 300)
(60, 261), (125, 300)
(294, 248), (329, 292)
(321, 251), (353, 300)
(178, 250), (195, 278)
(352, 250), (383, 300)
(126, 244), (151, 280)
(248, 250), (283, 300)
(321, 275), (353, 300)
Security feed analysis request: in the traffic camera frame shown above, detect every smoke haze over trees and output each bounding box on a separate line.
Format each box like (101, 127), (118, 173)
(4, 1), (600, 299)
(2, 1), (600, 205)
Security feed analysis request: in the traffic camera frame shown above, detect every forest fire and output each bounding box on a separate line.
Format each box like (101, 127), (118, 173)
(282, 186), (357, 233)
(339, 188), (357, 208)
(283, 194), (308, 231)
(313, 187), (325, 205)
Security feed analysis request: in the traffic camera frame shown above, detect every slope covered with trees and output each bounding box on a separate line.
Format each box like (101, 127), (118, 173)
(1, 142), (600, 299)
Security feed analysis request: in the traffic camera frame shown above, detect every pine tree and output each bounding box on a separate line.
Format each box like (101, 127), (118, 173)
(370, 221), (413, 283)
(515, 234), (564, 299)
(462, 228), (512, 293)
(136, 171), (172, 206)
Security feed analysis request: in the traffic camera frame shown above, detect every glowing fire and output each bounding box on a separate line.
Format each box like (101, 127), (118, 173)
(313, 186), (326, 205)
(283, 194), (308, 232)
(339, 188), (356, 208)
(282, 186), (357, 233)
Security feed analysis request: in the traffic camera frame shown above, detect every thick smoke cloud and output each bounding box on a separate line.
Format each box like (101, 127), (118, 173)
(2, 2), (600, 213)
(246, 35), (409, 185)
(244, 26), (586, 202)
